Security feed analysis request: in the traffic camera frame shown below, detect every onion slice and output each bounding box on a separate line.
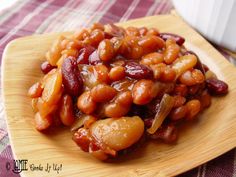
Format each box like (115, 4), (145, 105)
(147, 94), (175, 134)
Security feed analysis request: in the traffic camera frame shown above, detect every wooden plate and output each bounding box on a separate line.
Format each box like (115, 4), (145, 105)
(2, 15), (236, 177)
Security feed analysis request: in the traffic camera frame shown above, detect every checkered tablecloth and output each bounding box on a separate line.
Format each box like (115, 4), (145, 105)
(0, 0), (235, 176)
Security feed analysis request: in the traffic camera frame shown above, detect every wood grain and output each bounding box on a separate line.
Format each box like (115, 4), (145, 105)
(2, 15), (236, 177)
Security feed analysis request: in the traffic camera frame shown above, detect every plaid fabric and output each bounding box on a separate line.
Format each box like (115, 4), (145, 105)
(0, 0), (235, 176)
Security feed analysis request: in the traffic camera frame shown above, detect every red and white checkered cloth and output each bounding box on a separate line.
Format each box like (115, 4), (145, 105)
(0, 0), (235, 176)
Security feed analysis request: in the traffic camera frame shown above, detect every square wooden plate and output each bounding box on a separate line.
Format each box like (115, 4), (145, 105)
(2, 15), (236, 177)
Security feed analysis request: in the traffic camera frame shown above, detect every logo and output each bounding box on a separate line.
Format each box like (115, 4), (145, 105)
(5, 159), (28, 174)
(5, 160), (62, 174)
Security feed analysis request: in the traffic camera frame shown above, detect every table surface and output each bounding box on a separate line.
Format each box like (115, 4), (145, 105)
(0, 0), (235, 177)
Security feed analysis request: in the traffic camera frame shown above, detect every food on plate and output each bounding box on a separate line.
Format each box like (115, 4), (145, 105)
(28, 23), (228, 160)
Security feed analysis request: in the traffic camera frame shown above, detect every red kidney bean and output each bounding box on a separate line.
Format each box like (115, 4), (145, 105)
(206, 78), (228, 95)
(125, 62), (153, 79)
(62, 57), (83, 96)
(41, 61), (57, 74)
(159, 33), (185, 46)
(77, 46), (95, 64)
(88, 50), (102, 65)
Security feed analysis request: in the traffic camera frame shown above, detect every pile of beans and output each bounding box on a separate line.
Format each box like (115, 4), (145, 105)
(28, 23), (228, 160)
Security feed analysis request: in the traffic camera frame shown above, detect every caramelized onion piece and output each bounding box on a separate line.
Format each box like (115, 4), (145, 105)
(147, 94), (175, 134)
(90, 116), (144, 151)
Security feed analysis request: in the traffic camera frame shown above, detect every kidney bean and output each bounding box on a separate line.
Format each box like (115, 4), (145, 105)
(132, 79), (159, 105)
(59, 94), (75, 126)
(28, 82), (43, 98)
(77, 46), (95, 64)
(41, 61), (57, 74)
(109, 66), (126, 81)
(206, 78), (228, 95)
(90, 84), (117, 102)
(62, 57), (83, 96)
(125, 61), (153, 79)
(98, 39), (115, 61)
(77, 91), (97, 114)
(159, 33), (185, 46)
(185, 100), (201, 120)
